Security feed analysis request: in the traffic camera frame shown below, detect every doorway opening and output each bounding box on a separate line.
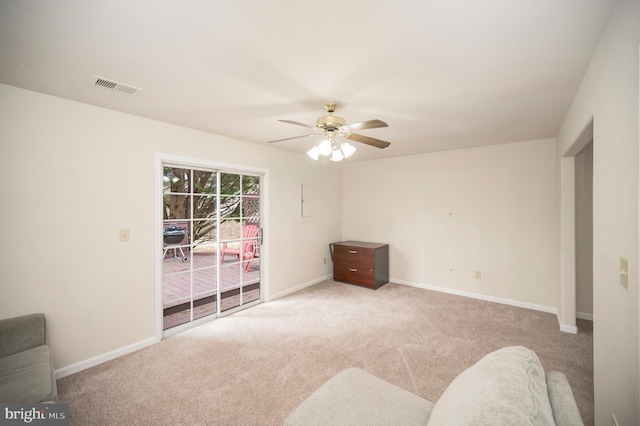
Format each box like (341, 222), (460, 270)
(575, 140), (594, 322)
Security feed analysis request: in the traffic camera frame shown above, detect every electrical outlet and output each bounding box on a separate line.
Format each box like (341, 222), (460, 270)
(475, 271), (482, 280)
(323, 257), (327, 265)
(620, 257), (629, 291)
(119, 229), (130, 242)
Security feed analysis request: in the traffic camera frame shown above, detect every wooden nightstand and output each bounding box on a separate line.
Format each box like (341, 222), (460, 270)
(330, 241), (389, 289)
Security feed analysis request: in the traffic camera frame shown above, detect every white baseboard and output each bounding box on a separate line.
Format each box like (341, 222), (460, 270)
(269, 274), (332, 300)
(576, 311), (593, 321)
(559, 323), (579, 334)
(393, 278), (558, 315)
(54, 336), (157, 379)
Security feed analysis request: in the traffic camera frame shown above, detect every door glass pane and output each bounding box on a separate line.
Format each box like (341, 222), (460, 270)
(192, 266), (217, 321)
(193, 170), (216, 194)
(162, 271), (192, 330)
(163, 167), (190, 194)
(192, 242), (216, 268)
(193, 220), (217, 246)
(220, 288), (241, 312)
(243, 283), (260, 304)
(242, 175), (260, 194)
(243, 195), (260, 226)
(220, 219), (241, 243)
(163, 222), (191, 268)
(163, 272), (191, 306)
(193, 298), (217, 321)
(219, 195), (241, 221)
(220, 173), (240, 195)
(164, 195), (191, 220)
(219, 262), (240, 293)
(193, 195), (216, 220)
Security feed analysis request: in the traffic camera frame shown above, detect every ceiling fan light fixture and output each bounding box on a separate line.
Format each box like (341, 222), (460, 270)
(317, 139), (333, 156)
(307, 146), (320, 160)
(341, 141), (356, 158)
(330, 147), (344, 162)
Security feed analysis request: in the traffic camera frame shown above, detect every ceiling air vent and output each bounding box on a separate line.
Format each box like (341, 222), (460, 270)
(89, 76), (142, 96)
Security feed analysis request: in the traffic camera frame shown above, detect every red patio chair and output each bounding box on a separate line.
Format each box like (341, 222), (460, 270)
(243, 240), (260, 272)
(220, 224), (260, 266)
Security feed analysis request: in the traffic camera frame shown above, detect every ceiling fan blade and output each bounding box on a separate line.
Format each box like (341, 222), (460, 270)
(267, 134), (314, 143)
(279, 120), (315, 129)
(346, 133), (391, 149)
(344, 119), (388, 132)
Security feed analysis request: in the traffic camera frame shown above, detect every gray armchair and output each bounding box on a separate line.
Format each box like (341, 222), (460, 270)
(0, 313), (58, 403)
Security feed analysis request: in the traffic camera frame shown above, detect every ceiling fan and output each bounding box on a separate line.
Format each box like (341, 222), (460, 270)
(268, 103), (391, 161)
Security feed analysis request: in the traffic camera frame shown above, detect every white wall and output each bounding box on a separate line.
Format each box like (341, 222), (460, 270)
(342, 138), (558, 309)
(557, 0), (640, 423)
(0, 83), (342, 370)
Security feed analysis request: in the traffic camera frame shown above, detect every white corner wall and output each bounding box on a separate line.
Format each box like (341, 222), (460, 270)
(0, 84), (342, 371)
(557, 0), (640, 423)
(342, 138), (558, 309)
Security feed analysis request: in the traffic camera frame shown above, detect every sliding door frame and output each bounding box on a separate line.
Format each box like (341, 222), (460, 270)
(154, 153), (269, 341)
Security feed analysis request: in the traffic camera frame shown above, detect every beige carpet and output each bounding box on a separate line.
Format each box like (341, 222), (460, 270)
(57, 281), (594, 425)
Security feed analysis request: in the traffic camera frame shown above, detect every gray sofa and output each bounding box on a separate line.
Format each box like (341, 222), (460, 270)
(0, 313), (58, 403)
(284, 346), (583, 425)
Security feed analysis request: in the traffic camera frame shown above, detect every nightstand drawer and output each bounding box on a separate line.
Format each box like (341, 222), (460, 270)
(333, 263), (375, 288)
(330, 241), (389, 289)
(333, 245), (374, 261)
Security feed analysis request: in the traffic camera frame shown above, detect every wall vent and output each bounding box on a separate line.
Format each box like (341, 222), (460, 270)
(89, 76), (142, 96)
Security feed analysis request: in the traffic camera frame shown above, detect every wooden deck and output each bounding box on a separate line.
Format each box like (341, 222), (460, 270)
(162, 249), (260, 329)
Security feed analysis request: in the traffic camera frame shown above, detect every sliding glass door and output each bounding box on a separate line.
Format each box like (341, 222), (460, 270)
(162, 164), (262, 331)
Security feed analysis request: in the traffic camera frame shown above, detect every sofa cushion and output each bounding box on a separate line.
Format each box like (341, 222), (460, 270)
(427, 346), (555, 425)
(284, 368), (434, 426)
(0, 345), (57, 403)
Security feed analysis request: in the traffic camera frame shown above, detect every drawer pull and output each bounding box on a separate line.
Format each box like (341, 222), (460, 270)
(349, 268), (358, 272)
(349, 250), (358, 254)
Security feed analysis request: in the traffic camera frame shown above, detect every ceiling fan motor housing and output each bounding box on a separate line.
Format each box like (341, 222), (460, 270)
(316, 115), (345, 131)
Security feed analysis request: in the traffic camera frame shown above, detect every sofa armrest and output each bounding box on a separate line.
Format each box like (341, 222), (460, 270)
(546, 371), (583, 426)
(0, 314), (47, 359)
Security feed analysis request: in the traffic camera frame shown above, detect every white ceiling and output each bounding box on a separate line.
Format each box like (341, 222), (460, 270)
(0, 0), (618, 162)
